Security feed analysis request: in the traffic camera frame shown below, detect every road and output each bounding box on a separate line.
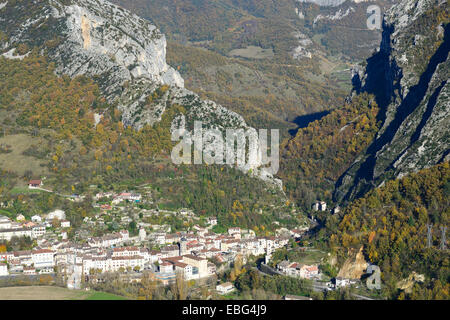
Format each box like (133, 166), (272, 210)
(258, 264), (376, 300)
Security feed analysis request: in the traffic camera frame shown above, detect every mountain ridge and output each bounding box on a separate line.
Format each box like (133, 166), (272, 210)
(335, 0), (450, 203)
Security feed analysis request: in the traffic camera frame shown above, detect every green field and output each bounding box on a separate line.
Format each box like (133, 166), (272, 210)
(0, 286), (128, 300)
(85, 291), (128, 300)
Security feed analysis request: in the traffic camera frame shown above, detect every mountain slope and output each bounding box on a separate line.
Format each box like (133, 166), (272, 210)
(0, 0), (277, 179)
(326, 162), (449, 299)
(111, 0), (391, 60)
(335, 0), (450, 202)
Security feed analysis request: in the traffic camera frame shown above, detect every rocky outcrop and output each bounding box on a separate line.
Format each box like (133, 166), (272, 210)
(0, 0), (278, 181)
(337, 246), (368, 280)
(335, 0), (449, 202)
(1, 0), (183, 99)
(396, 271), (425, 293)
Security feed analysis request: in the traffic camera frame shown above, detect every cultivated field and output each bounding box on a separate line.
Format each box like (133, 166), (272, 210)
(0, 286), (127, 300)
(228, 46), (274, 59)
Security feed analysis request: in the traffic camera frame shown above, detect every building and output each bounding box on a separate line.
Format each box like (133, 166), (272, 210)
(312, 201), (327, 211)
(32, 249), (55, 269)
(110, 255), (144, 272)
(0, 228), (33, 241)
(28, 180), (43, 188)
(299, 264), (319, 279)
(183, 254), (208, 278)
(0, 216), (12, 230)
(334, 277), (352, 288)
(32, 225), (46, 238)
(31, 215), (42, 223)
(23, 266), (36, 275)
(159, 262), (174, 274)
(174, 262), (193, 279)
(46, 210), (66, 221)
(216, 282), (235, 295)
(0, 263), (8, 276)
(208, 217), (217, 226)
(207, 262), (216, 275)
(228, 227), (241, 238)
(139, 228), (146, 241)
(162, 245), (179, 258)
(277, 261), (319, 279)
(61, 220), (71, 228)
(112, 246), (140, 257)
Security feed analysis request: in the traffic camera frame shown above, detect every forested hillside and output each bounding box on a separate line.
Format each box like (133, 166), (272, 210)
(111, 0), (389, 60)
(110, 0), (390, 139)
(166, 42), (346, 138)
(323, 163), (449, 299)
(0, 54), (299, 233)
(278, 93), (380, 210)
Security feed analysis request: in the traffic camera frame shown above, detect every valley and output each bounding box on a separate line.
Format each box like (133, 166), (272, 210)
(0, 0), (448, 302)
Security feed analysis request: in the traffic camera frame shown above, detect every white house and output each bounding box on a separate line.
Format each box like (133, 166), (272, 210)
(46, 210), (66, 221)
(32, 225), (46, 238)
(0, 228), (33, 241)
(32, 249), (55, 269)
(61, 220), (71, 228)
(312, 202), (319, 211)
(0, 263), (8, 276)
(228, 227), (241, 236)
(334, 277), (352, 288)
(160, 262), (174, 273)
(31, 215), (42, 223)
(174, 262), (193, 279)
(216, 282), (235, 295)
(208, 217), (217, 226)
(139, 228), (146, 241)
(0, 216), (12, 230)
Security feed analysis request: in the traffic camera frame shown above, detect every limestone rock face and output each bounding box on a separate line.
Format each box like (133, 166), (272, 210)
(0, 0), (278, 181)
(335, 0), (449, 202)
(1, 0), (183, 100)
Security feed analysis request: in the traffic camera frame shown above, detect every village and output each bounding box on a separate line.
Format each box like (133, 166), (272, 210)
(0, 180), (351, 296)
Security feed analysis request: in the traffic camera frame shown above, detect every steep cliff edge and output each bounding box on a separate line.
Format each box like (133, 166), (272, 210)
(0, 0), (274, 180)
(335, 0), (449, 202)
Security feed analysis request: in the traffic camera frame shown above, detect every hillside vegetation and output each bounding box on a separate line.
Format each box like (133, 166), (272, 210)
(0, 53), (299, 233)
(279, 93), (380, 210)
(324, 162), (449, 299)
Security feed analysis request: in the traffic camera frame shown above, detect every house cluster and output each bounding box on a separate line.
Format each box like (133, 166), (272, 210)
(152, 226), (290, 261)
(95, 192), (142, 205)
(0, 211), (70, 242)
(330, 277), (358, 289)
(0, 218), (296, 290)
(276, 260), (320, 280)
(312, 201), (340, 215)
(0, 248), (55, 275)
(145, 226), (292, 284)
